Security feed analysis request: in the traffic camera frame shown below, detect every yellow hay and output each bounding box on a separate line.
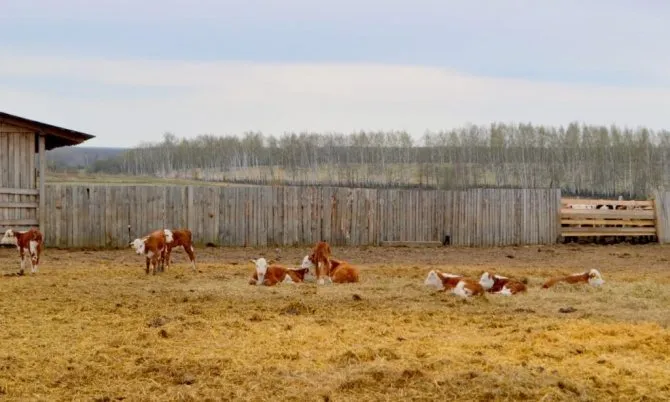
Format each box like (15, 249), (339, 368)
(0, 244), (669, 401)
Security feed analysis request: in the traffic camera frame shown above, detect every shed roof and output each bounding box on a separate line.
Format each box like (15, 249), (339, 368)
(0, 111), (95, 151)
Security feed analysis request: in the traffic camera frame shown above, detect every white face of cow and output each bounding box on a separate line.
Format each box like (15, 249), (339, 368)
(300, 255), (317, 282)
(588, 269), (605, 287)
(163, 229), (174, 244)
(129, 238), (146, 255)
(1, 229), (17, 245)
(479, 272), (495, 290)
(301, 255), (315, 270)
(424, 270), (444, 290)
(252, 258), (268, 285)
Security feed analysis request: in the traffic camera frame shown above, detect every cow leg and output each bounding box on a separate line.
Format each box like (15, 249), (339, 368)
(150, 255), (158, 275)
(316, 262), (324, 285)
(163, 247), (170, 272)
(18, 248), (25, 275)
(316, 259), (332, 285)
(184, 244), (197, 271)
(145, 256), (150, 275)
(31, 251), (40, 273)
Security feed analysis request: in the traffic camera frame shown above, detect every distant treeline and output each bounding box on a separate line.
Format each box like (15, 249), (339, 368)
(85, 122), (670, 199)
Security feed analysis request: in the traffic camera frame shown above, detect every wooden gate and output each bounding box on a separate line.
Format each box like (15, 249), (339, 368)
(560, 198), (657, 240)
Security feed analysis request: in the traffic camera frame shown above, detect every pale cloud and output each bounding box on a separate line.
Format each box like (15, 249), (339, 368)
(1, 52), (669, 148)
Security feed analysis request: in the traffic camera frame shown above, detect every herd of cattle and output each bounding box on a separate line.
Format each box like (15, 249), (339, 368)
(1, 227), (605, 298)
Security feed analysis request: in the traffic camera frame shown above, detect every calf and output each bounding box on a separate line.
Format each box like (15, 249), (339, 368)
(249, 258), (309, 286)
(129, 229), (173, 275)
(164, 228), (196, 272)
(1, 228), (43, 275)
(542, 268), (605, 289)
(479, 272), (527, 296)
(307, 241), (332, 285)
(424, 270), (484, 298)
(328, 258), (360, 283)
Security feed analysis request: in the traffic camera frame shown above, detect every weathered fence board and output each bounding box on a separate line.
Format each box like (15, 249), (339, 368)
(653, 191), (670, 244)
(40, 184), (561, 248)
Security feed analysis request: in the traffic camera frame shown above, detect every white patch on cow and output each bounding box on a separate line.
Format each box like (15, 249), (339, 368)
(252, 258), (268, 286)
(301, 255), (315, 270)
(451, 280), (471, 298)
(478, 272), (495, 290)
(29, 240), (38, 256)
(147, 250), (154, 259)
(317, 277), (325, 285)
(282, 275), (294, 284)
(130, 238), (146, 255)
(424, 270), (444, 290)
(493, 274), (508, 280)
(163, 229), (174, 244)
(496, 286), (513, 296)
(1, 229), (17, 245)
(588, 269), (605, 287)
(20, 253), (26, 271)
(190, 245), (194, 252)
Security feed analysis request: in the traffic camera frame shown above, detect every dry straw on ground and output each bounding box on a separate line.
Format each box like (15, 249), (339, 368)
(1, 244), (669, 401)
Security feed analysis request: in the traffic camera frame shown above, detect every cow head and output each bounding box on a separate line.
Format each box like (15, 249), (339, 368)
(251, 258), (268, 285)
(424, 270), (445, 290)
(587, 269), (605, 287)
(0, 229), (17, 245)
(301, 255), (316, 270)
(129, 238), (146, 255)
(300, 255), (317, 281)
(478, 272), (495, 290)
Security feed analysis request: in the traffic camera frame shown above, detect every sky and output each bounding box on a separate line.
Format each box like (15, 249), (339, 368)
(1, 0), (669, 148)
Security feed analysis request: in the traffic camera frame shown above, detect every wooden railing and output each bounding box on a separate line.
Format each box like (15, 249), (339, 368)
(0, 187), (39, 228)
(560, 198), (656, 238)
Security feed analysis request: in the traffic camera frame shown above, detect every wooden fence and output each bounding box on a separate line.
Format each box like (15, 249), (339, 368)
(41, 184), (561, 248)
(653, 191), (670, 244)
(560, 198), (657, 238)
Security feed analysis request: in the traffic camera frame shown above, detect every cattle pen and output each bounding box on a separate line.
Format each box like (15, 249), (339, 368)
(6, 183), (670, 248)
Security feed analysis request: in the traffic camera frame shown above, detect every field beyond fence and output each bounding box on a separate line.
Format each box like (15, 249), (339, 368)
(42, 185), (561, 248)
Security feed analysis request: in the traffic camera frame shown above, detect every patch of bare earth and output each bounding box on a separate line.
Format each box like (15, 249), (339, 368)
(1, 244), (669, 401)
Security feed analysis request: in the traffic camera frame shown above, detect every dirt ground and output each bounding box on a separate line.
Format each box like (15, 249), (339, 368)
(1, 243), (669, 401)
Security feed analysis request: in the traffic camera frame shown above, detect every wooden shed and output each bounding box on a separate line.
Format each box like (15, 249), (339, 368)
(0, 111), (95, 236)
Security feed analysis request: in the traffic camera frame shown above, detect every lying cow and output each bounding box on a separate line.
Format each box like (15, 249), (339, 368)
(1, 228), (44, 275)
(542, 268), (605, 289)
(300, 255), (361, 284)
(249, 257), (310, 286)
(327, 258), (360, 283)
(129, 229), (173, 275)
(424, 270), (484, 298)
(479, 272), (527, 295)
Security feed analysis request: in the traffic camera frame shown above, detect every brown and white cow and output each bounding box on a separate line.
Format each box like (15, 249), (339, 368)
(542, 268), (605, 289)
(307, 241), (332, 285)
(479, 272), (527, 296)
(129, 229), (173, 275)
(300, 255), (360, 284)
(163, 228), (196, 272)
(328, 258), (360, 283)
(249, 257), (310, 286)
(1, 228), (43, 275)
(423, 270), (484, 298)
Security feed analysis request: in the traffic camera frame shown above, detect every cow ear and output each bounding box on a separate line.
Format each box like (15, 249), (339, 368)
(249, 259), (256, 264)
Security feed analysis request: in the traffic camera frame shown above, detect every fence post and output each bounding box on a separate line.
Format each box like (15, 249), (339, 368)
(187, 185), (194, 232)
(653, 192), (665, 244)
